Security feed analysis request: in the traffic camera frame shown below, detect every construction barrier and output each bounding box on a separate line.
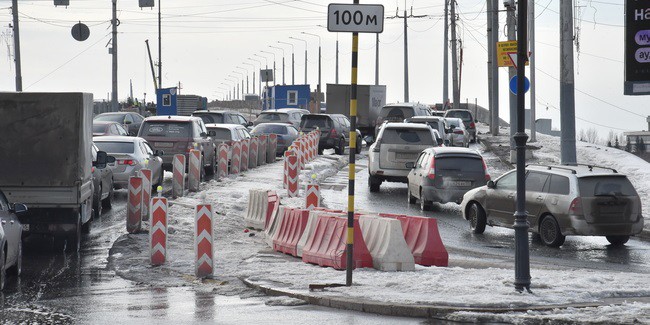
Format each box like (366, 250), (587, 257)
(286, 154), (299, 197)
(244, 189), (268, 230)
(283, 150), (294, 189)
(305, 183), (320, 210)
(273, 208), (310, 257)
(241, 139), (249, 172)
(265, 205), (286, 248)
(359, 215), (415, 271)
(249, 137), (258, 169)
(301, 215), (373, 270)
(150, 197), (168, 266)
(296, 209), (345, 257)
(265, 191), (279, 229)
(195, 204), (215, 278)
(312, 132), (318, 159)
(380, 213), (449, 267)
(258, 135), (267, 166)
(188, 149), (201, 192)
(172, 154), (185, 198)
(218, 143), (229, 179)
(306, 134), (313, 161)
(267, 134), (277, 163)
(127, 176), (143, 233)
(231, 140), (241, 175)
(296, 139), (305, 170)
(139, 168), (152, 221)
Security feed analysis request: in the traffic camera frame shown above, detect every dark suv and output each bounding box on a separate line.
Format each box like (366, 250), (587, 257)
(192, 110), (251, 128)
(443, 109), (477, 143)
(300, 114), (361, 155)
(138, 116), (217, 177)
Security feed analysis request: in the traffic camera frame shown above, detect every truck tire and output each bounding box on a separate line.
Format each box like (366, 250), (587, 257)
(66, 213), (82, 252)
(93, 187), (102, 219)
(0, 245), (5, 291)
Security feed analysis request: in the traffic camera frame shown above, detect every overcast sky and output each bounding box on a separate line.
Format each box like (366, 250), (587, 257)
(0, 0), (647, 138)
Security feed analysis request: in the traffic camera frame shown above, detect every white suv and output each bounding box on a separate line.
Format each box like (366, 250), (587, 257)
(368, 123), (443, 192)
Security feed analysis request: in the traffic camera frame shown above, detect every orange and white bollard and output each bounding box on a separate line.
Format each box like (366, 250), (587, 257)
(283, 148), (294, 189)
(249, 137), (258, 169)
(267, 134), (277, 163)
(188, 149), (201, 192)
(218, 143), (229, 179)
(139, 168), (152, 221)
(287, 154), (299, 197)
(150, 192), (168, 266)
(241, 138), (249, 172)
(127, 176), (143, 233)
(172, 154), (186, 198)
(305, 175), (321, 210)
(195, 204), (215, 278)
(258, 135), (267, 166)
(231, 140), (241, 174)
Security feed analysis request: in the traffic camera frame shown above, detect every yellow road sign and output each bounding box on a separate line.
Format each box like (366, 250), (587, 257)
(497, 41), (529, 67)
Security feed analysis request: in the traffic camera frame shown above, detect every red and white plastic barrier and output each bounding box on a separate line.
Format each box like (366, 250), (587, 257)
(273, 208), (310, 257)
(380, 214), (449, 267)
(218, 143), (229, 179)
(258, 135), (267, 166)
(231, 140), (241, 174)
(195, 204), (215, 278)
(286, 154), (299, 197)
(359, 215), (415, 271)
(283, 149), (294, 189)
(267, 134), (277, 163)
(244, 189), (269, 230)
(139, 168), (152, 220)
(188, 149), (201, 192)
(241, 138), (249, 172)
(172, 154), (185, 198)
(305, 183), (320, 210)
(249, 137), (258, 169)
(149, 196), (168, 265)
(127, 176), (143, 233)
(265, 205), (286, 248)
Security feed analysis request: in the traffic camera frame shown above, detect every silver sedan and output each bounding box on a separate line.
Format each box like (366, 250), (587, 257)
(93, 136), (164, 190)
(0, 189), (25, 291)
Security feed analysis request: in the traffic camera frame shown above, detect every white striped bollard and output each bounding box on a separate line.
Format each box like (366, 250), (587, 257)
(231, 140), (241, 174)
(305, 175), (321, 210)
(188, 149), (201, 192)
(139, 168), (152, 221)
(195, 204), (215, 278)
(150, 195), (168, 266)
(267, 134), (277, 163)
(241, 138), (249, 172)
(258, 135), (267, 166)
(287, 154), (299, 197)
(249, 137), (258, 169)
(218, 143), (228, 179)
(127, 176), (142, 233)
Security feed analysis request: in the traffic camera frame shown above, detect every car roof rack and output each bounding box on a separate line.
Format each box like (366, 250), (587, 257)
(526, 164), (577, 174)
(562, 163), (617, 173)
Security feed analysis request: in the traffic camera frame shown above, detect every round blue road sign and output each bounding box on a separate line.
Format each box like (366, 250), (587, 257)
(509, 76), (530, 95)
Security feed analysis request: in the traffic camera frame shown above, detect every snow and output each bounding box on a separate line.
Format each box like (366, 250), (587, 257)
(107, 131), (650, 323)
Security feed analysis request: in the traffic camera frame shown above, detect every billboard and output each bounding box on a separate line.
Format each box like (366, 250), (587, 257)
(625, 1), (650, 95)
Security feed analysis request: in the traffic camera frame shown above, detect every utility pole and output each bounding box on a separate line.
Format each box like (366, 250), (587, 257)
(375, 33), (379, 85)
(490, 0), (500, 135)
(11, 0), (22, 91)
(486, 0), (493, 127)
(388, 6), (426, 103)
(450, 0), (460, 110)
(529, 0), (537, 142)
(111, 0), (118, 112)
(506, 0), (517, 161)
(443, 0), (449, 108)
(336, 34), (340, 84)
(560, 0), (577, 164)
(158, 0), (162, 89)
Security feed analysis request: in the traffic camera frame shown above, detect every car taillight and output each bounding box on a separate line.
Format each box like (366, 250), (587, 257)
(330, 128), (337, 138)
(427, 156), (436, 180)
(569, 197), (583, 215)
(482, 158), (491, 181)
(453, 129), (464, 135)
(470, 122), (475, 129)
(119, 159), (136, 166)
(92, 166), (96, 173)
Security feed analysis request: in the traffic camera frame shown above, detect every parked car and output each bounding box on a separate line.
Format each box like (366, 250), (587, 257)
(206, 123), (252, 163)
(138, 116), (217, 178)
(93, 121), (129, 137)
(404, 116), (450, 146)
(444, 117), (470, 148)
(0, 188), (26, 291)
(299, 114), (362, 155)
(368, 122), (443, 192)
(406, 147), (490, 210)
(375, 103), (432, 136)
(460, 164), (644, 247)
(91, 144), (115, 219)
(250, 123), (299, 155)
(253, 108), (309, 128)
(444, 109), (477, 143)
(93, 136), (164, 190)
(192, 110), (252, 128)
(94, 112), (145, 136)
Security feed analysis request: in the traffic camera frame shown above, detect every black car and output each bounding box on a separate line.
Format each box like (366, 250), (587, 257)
(94, 112), (145, 136)
(300, 114), (362, 155)
(91, 144), (115, 220)
(192, 110), (252, 128)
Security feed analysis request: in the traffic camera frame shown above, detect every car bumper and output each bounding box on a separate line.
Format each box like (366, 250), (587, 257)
(563, 215), (644, 236)
(421, 186), (466, 204)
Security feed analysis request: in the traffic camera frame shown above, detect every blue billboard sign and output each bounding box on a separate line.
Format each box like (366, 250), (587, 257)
(156, 87), (178, 115)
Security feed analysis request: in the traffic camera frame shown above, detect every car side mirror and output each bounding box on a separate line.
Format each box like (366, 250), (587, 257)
(11, 203), (27, 215)
(405, 162), (415, 169)
(445, 128), (451, 134)
(154, 150), (164, 156)
(95, 151), (108, 169)
(124, 119), (132, 125)
(208, 130), (217, 137)
(487, 180), (495, 188)
(247, 121), (254, 127)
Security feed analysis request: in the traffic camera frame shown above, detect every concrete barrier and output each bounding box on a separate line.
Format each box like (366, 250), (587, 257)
(273, 208), (310, 256)
(359, 215), (415, 271)
(244, 189), (268, 230)
(380, 213), (449, 267)
(265, 205), (286, 248)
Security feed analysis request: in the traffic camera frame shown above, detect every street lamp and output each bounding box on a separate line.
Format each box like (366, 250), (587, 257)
(269, 45), (285, 85)
(219, 82), (233, 101)
(302, 32), (322, 106)
(225, 76), (238, 100)
(236, 66), (249, 95)
(278, 41), (295, 85)
(254, 53), (271, 110)
(242, 62), (257, 95)
(289, 36), (308, 85)
(231, 71), (245, 99)
(261, 50), (277, 86)
(247, 57), (263, 99)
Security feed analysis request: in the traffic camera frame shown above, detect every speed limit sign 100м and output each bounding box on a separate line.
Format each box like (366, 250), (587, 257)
(328, 4), (384, 33)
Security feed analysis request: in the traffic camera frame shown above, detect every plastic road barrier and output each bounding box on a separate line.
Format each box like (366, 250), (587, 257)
(218, 143), (229, 179)
(301, 215), (373, 270)
(273, 208), (310, 256)
(286, 155), (299, 197)
(172, 154), (186, 198)
(283, 150), (294, 189)
(359, 215), (415, 271)
(244, 189), (269, 230)
(195, 204), (215, 278)
(127, 176), (143, 233)
(139, 168), (152, 221)
(249, 137), (259, 169)
(296, 210), (345, 257)
(188, 149), (201, 192)
(258, 135), (267, 166)
(265, 205), (286, 248)
(265, 191), (279, 229)
(150, 197), (168, 266)
(241, 139), (249, 172)
(379, 213), (449, 267)
(267, 134), (277, 164)
(305, 183), (320, 210)
(231, 141), (241, 175)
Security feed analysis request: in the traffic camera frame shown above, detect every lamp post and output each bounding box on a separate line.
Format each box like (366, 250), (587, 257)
(225, 76), (238, 100)
(278, 41), (295, 85)
(242, 62), (257, 95)
(217, 86), (229, 101)
(219, 82), (233, 101)
(289, 36), (308, 85)
(236, 66), (249, 95)
(269, 45), (285, 85)
(260, 50), (277, 86)
(254, 54), (270, 110)
(302, 32), (322, 107)
(231, 71), (245, 99)
(247, 57), (262, 97)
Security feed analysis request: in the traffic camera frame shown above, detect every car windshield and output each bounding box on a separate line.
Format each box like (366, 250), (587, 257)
(436, 157), (483, 172)
(301, 116), (330, 129)
(94, 141), (135, 154)
(140, 122), (191, 137)
(380, 106), (415, 120)
(94, 114), (125, 123)
(382, 128), (434, 145)
(92, 124), (108, 133)
(445, 110), (472, 122)
(252, 124), (288, 134)
(579, 176), (637, 197)
(207, 128), (232, 140)
(257, 113), (288, 122)
(194, 113), (224, 124)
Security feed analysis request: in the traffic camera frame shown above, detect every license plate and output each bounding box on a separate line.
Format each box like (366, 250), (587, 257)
(22, 224), (30, 232)
(396, 153), (417, 160)
(155, 142), (174, 148)
(446, 180), (471, 187)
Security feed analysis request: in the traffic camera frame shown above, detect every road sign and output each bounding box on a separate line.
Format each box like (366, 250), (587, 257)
(497, 41), (530, 67)
(327, 4), (384, 33)
(260, 69), (273, 83)
(624, 0), (650, 95)
(509, 76), (531, 95)
(71, 23), (90, 42)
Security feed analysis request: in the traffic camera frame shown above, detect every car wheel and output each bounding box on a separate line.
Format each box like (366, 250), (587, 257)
(155, 169), (164, 189)
(93, 187), (102, 219)
(539, 215), (565, 247)
(8, 241), (22, 276)
(66, 213), (82, 252)
(102, 183), (114, 210)
(368, 175), (381, 192)
(407, 184), (416, 204)
(0, 245), (5, 291)
(468, 202), (486, 234)
(606, 235), (630, 246)
(335, 138), (345, 155)
(420, 189), (432, 211)
(355, 142), (362, 154)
